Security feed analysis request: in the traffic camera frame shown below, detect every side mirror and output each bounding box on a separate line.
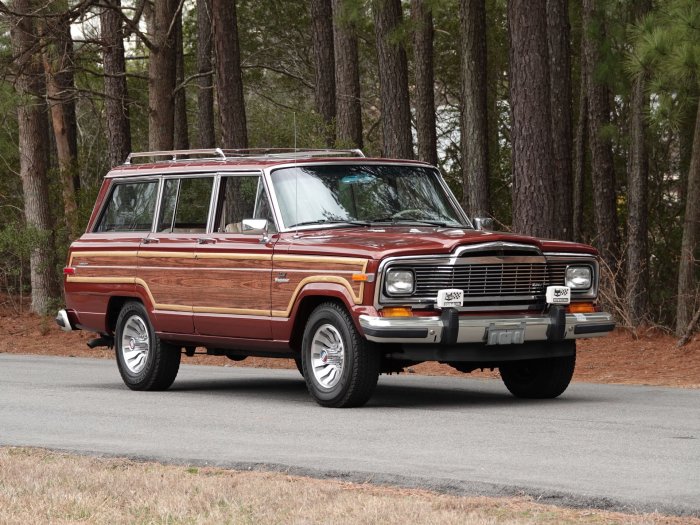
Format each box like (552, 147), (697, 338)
(241, 219), (268, 235)
(473, 217), (494, 231)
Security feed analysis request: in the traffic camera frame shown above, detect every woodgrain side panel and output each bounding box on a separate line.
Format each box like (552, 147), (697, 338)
(271, 255), (368, 316)
(66, 251), (370, 319)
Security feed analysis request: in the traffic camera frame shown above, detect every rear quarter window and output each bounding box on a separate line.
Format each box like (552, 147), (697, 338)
(96, 181), (158, 232)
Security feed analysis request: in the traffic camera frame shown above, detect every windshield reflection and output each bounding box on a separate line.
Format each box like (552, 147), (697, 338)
(271, 165), (468, 229)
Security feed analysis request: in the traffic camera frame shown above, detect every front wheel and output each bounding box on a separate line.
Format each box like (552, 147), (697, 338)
(301, 302), (380, 408)
(499, 343), (576, 399)
(115, 301), (181, 391)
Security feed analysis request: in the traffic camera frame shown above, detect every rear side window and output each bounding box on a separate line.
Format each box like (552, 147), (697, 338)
(157, 177), (214, 233)
(96, 181), (158, 232)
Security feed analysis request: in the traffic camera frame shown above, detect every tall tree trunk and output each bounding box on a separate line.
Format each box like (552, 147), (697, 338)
(582, 0), (620, 266)
(10, 0), (60, 314)
(196, 0), (215, 148)
(101, 0), (132, 166)
(676, 101), (700, 336)
(311, 0), (336, 146)
(459, 0), (490, 217)
(508, 0), (555, 237)
(625, 1), (651, 327)
(372, 0), (413, 159)
(547, 0), (573, 239)
(148, 0), (178, 151)
(212, 0), (247, 149)
(40, 12), (79, 238)
(333, 0), (363, 149)
(573, 56), (587, 243)
(412, 0), (437, 166)
(174, 9), (189, 150)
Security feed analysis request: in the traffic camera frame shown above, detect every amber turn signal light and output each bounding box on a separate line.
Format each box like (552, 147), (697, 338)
(382, 307), (413, 317)
(567, 302), (596, 314)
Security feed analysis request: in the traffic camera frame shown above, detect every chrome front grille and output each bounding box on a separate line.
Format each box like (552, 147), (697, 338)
(414, 263), (564, 298)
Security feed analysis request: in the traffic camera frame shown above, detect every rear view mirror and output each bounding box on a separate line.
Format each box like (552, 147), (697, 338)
(473, 217), (494, 231)
(241, 219), (268, 234)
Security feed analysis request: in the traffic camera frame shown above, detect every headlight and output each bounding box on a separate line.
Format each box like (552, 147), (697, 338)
(565, 266), (592, 289)
(385, 269), (414, 295)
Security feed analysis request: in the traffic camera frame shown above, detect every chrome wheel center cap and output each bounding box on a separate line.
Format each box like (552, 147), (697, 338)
(320, 350), (328, 363)
(129, 338), (136, 350)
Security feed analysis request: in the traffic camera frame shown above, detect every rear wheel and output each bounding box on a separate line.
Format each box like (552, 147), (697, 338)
(115, 301), (181, 391)
(301, 302), (380, 408)
(499, 343), (575, 399)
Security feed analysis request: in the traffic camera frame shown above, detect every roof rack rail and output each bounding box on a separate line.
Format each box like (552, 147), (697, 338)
(124, 149), (226, 165)
(218, 148), (365, 159)
(123, 147), (364, 165)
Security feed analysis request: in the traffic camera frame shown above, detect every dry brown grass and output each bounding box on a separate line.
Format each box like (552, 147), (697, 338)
(0, 447), (695, 525)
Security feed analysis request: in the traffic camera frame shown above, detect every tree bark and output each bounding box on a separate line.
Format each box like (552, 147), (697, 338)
(10, 0), (60, 314)
(582, 0), (620, 266)
(212, 0), (248, 149)
(147, 0), (178, 151)
(412, 0), (437, 166)
(547, 0), (573, 240)
(173, 9), (189, 150)
(459, 0), (490, 217)
(196, 0), (215, 148)
(372, 0), (413, 159)
(332, 0), (363, 149)
(573, 34), (587, 242)
(311, 0), (336, 146)
(625, 1), (651, 327)
(508, 0), (555, 238)
(101, 0), (132, 166)
(676, 100), (700, 336)
(40, 11), (79, 239)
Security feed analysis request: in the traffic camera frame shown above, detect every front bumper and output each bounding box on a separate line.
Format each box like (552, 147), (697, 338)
(359, 309), (615, 345)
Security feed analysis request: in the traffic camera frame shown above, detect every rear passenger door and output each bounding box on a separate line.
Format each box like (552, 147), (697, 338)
(138, 175), (216, 335)
(192, 173), (275, 339)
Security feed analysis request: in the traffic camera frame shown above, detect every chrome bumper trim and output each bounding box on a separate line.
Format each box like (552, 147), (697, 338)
(55, 309), (73, 332)
(359, 311), (614, 344)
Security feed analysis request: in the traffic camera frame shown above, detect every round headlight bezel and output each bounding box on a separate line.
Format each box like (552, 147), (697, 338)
(565, 265), (592, 290)
(385, 269), (415, 296)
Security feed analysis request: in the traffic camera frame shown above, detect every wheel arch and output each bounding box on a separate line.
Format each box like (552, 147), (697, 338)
(287, 285), (358, 354)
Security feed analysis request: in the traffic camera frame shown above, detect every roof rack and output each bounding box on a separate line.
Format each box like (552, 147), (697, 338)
(123, 148), (365, 165)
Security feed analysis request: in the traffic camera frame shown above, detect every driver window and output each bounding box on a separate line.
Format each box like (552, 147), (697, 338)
(216, 175), (276, 233)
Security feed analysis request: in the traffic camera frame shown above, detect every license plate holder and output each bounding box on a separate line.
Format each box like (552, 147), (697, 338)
(486, 324), (525, 345)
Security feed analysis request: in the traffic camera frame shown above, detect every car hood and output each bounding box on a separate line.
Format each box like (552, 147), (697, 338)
(274, 226), (597, 260)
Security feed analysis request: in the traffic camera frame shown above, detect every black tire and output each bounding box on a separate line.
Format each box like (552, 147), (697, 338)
(115, 301), (181, 391)
(293, 357), (304, 376)
(301, 302), (380, 408)
(499, 343), (576, 399)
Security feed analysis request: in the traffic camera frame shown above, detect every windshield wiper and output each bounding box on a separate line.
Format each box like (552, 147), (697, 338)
(369, 217), (454, 228)
(288, 219), (370, 229)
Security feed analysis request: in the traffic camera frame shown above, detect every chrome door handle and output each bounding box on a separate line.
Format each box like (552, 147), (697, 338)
(142, 238), (160, 244)
(197, 238), (216, 244)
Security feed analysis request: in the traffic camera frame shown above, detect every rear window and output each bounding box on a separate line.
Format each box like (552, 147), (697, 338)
(96, 181), (158, 232)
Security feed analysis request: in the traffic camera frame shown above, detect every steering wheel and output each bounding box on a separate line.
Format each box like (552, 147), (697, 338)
(391, 208), (429, 219)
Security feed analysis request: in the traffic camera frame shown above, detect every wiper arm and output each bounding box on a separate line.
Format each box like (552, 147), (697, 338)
(288, 219), (370, 229)
(370, 217), (452, 228)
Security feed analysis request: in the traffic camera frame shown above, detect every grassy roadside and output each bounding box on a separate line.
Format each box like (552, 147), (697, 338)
(1, 447), (696, 525)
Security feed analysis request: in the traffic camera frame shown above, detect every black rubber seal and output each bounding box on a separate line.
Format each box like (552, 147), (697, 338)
(574, 323), (616, 335)
(362, 327), (429, 339)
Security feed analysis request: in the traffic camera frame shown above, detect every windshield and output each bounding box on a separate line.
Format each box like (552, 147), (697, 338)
(270, 164), (469, 229)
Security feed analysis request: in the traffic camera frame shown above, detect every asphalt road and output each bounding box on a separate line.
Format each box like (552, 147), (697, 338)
(1, 354), (698, 517)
